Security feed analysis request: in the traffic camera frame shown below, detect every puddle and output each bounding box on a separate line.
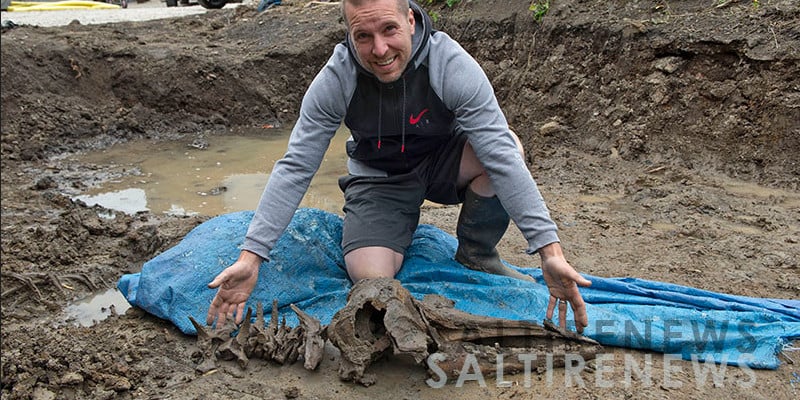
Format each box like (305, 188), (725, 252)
(61, 288), (131, 327)
(73, 188), (149, 216)
(71, 125), (350, 216)
(62, 126), (351, 325)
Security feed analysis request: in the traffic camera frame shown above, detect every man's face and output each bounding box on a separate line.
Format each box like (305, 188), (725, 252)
(345, 0), (415, 83)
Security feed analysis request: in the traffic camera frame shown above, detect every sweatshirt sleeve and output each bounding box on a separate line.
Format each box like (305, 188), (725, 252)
(427, 32), (560, 254)
(242, 44), (354, 260)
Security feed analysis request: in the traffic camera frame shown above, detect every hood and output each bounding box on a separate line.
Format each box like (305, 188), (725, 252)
(344, 0), (433, 81)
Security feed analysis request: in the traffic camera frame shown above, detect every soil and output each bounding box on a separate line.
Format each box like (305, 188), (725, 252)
(1, 0), (799, 399)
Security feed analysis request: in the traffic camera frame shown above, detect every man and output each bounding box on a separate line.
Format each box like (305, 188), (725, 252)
(206, 0), (591, 333)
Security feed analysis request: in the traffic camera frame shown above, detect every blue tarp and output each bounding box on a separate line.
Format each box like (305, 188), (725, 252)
(117, 208), (800, 369)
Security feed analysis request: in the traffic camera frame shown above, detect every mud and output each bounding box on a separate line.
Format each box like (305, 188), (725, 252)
(1, 0), (799, 398)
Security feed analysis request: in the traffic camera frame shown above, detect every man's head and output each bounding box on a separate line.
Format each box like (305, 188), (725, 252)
(342, 0), (415, 83)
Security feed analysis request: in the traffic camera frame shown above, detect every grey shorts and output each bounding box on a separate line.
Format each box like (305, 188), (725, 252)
(338, 133), (469, 256)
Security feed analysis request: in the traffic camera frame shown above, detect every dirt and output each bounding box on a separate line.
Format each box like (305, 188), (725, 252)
(1, 0), (799, 398)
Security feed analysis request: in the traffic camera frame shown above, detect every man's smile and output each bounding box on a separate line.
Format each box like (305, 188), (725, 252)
(376, 56), (396, 66)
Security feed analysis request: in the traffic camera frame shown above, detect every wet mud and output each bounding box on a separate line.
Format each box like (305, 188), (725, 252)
(1, 0), (799, 398)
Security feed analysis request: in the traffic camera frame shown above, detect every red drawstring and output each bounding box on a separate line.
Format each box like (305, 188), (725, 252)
(377, 140), (381, 150)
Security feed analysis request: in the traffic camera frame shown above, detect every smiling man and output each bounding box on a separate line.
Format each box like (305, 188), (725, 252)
(345, 0), (415, 83)
(206, 0), (591, 334)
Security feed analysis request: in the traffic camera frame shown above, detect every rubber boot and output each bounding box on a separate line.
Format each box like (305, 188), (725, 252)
(455, 188), (535, 282)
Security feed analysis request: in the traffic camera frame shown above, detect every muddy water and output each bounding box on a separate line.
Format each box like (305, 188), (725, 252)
(65, 126), (350, 325)
(60, 288), (131, 327)
(72, 125), (350, 216)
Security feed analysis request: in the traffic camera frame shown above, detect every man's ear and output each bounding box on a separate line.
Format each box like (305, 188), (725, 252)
(408, 8), (415, 35)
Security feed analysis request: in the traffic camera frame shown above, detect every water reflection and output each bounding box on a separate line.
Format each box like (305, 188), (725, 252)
(61, 288), (131, 327)
(73, 188), (149, 215)
(71, 126), (350, 216)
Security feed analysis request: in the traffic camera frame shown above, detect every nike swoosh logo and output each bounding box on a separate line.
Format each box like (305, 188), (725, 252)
(409, 109), (429, 125)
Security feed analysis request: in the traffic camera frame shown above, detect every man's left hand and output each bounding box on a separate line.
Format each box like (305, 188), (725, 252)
(539, 243), (592, 333)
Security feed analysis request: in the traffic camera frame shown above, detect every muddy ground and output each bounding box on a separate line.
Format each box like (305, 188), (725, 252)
(1, 0), (799, 398)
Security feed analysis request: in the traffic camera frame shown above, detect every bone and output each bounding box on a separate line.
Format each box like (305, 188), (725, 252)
(290, 303), (325, 370)
(326, 279), (602, 385)
(190, 300), (325, 373)
(190, 278), (602, 385)
(327, 278), (431, 385)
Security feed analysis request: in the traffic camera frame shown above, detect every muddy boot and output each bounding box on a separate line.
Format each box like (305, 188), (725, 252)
(455, 188), (535, 282)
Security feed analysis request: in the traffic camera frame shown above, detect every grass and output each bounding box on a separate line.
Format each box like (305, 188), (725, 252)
(529, 0), (550, 22)
(426, 0), (461, 7)
(423, 0), (553, 23)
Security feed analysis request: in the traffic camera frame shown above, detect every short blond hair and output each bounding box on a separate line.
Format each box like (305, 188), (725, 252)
(341, 0), (410, 27)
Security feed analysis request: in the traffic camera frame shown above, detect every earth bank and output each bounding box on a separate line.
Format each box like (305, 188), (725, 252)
(1, 1), (798, 399)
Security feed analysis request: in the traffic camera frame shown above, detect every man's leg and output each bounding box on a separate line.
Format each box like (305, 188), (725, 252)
(454, 131), (534, 282)
(344, 246), (404, 281)
(338, 171), (425, 283)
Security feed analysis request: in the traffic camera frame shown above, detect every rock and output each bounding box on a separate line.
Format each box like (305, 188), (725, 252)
(539, 121), (566, 136)
(31, 386), (56, 400)
(58, 371), (84, 385)
(654, 56), (685, 74)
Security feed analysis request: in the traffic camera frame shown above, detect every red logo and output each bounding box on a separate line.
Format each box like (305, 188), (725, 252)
(409, 109), (429, 125)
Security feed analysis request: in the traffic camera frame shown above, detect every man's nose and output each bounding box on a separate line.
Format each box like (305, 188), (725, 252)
(372, 35), (389, 57)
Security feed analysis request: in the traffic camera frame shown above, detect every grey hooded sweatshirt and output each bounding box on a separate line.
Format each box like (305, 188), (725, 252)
(243, 1), (559, 262)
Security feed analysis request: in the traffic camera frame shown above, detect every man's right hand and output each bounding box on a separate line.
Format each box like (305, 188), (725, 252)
(206, 250), (262, 326)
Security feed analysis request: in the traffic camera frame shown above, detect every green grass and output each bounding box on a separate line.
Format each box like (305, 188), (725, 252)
(426, 0), (461, 7)
(529, 0), (550, 22)
(423, 0), (553, 23)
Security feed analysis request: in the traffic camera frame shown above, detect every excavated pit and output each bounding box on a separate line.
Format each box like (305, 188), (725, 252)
(2, 0), (799, 398)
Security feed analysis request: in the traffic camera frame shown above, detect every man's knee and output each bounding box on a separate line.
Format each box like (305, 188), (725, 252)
(344, 246), (403, 282)
(458, 130), (525, 195)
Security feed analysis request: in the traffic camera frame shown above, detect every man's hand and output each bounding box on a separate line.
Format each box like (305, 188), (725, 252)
(206, 250), (262, 326)
(539, 243), (591, 333)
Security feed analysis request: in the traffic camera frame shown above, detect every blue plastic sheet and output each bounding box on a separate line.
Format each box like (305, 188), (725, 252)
(117, 208), (800, 369)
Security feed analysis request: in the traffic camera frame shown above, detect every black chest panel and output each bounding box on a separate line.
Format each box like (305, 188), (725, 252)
(344, 66), (456, 174)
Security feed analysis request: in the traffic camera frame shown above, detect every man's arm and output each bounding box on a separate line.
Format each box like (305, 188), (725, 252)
(242, 44), (355, 259)
(206, 44), (356, 326)
(428, 32), (559, 254)
(429, 32), (591, 332)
